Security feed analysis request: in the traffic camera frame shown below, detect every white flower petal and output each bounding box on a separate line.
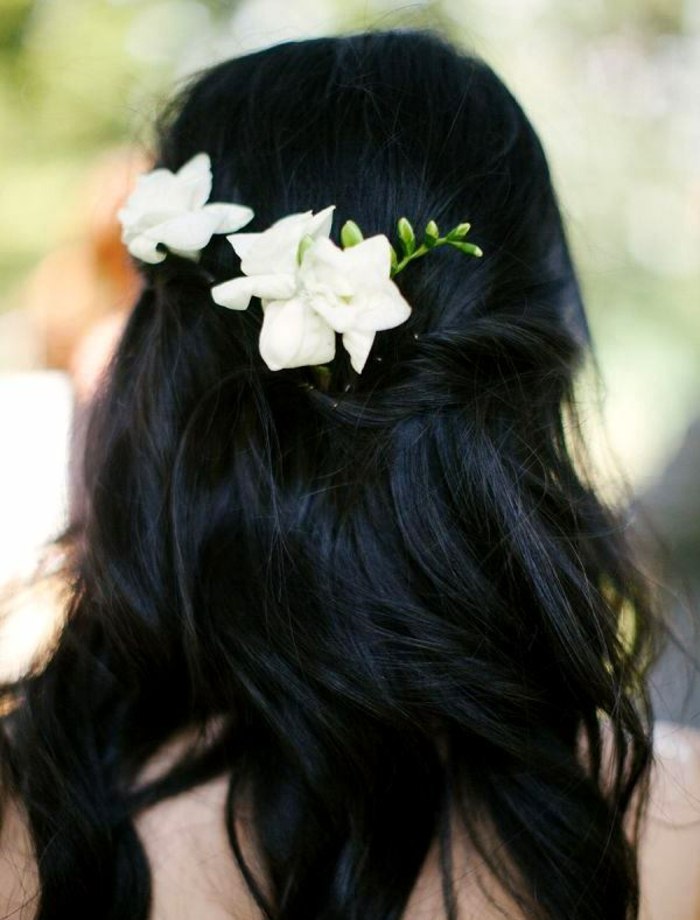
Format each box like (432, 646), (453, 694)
(351, 285), (412, 332)
(175, 153), (213, 209)
(306, 204), (336, 240)
(211, 276), (260, 310)
(259, 298), (336, 371)
(118, 201), (183, 236)
(212, 274), (300, 311)
(307, 293), (360, 333)
(299, 234), (392, 300)
(251, 274), (298, 301)
(298, 237), (410, 335)
(228, 207), (335, 277)
(266, 206), (334, 242)
(266, 210), (315, 233)
(131, 169), (194, 215)
(129, 169), (174, 206)
(177, 152), (211, 181)
(117, 207), (135, 237)
(203, 202), (255, 233)
(232, 214), (311, 276)
(126, 234), (166, 264)
(299, 238), (356, 298)
(145, 211), (220, 252)
(225, 231), (259, 261)
(341, 235), (393, 288)
(168, 248), (201, 262)
(342, 329), (376, 373)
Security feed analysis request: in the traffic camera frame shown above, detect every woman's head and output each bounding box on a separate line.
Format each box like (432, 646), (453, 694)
(3, 30), (656, 920)
(154, 30), (589, 362)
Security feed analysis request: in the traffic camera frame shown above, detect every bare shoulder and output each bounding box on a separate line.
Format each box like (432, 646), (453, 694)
(134, 772), (264, 920)
(0, 773), (261, 920)
(639, 721), (700, 920)
(4, 722), (700, 920)
(0, 793), (39, 919)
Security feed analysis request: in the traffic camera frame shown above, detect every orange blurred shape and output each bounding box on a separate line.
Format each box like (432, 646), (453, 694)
(22, 147), (150, 383)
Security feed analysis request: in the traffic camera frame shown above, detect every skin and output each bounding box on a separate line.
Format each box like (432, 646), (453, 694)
(2, 721), (699, 919)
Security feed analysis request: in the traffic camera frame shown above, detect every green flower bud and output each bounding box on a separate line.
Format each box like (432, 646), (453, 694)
(397, 217), (416, 256)
(297, 233), (315, 264)
(341, 220), (364, 248)
(447, 240), (483, 257)
(424, 220), (439, 248)
(313, 365), (332, 392)
(447, 222), (471, 240)
(390, 244), (399, 274)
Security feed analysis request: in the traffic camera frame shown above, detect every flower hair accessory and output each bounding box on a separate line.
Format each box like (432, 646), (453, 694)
(118, 153), (254, 264)
(117, 151), (483, 372)
(211, 210), (483, 373)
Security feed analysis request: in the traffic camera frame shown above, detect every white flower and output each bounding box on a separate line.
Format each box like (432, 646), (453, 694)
(211, 206), (411, 373)
(117, 153), (254, 264)
(297, 235), (412, 372)
(210, 206), (336, 310)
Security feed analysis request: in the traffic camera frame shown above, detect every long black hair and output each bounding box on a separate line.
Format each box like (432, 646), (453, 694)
(1, 29), (659, 920)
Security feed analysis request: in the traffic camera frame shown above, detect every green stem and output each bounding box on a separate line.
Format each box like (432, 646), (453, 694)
(391, 240), (445, 277)
(391, 236), (483, 277)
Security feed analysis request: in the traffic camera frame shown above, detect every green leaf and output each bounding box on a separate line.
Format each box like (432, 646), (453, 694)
(341, 220), (364, 248)
(297, 234), (315, 264)
(397, 216), (416, 256)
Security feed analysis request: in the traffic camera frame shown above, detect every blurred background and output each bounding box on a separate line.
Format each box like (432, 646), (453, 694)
(0, 0), (699, 716)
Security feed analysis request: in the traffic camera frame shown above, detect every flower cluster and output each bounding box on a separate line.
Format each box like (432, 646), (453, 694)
(118, 152), (483, 373)
(211, 206), (414, 373)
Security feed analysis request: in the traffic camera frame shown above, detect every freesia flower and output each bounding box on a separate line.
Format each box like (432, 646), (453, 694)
(295, 235), (412, 372)
(211, 207), (411, 373)
(118, 153), (254, 264)
(210, 206), (336, 310)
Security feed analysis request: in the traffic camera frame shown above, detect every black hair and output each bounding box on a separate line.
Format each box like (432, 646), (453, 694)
(1, 29), (658, 920)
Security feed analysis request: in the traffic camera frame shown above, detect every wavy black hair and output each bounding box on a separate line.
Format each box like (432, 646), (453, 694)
(0, 29), (659, 920)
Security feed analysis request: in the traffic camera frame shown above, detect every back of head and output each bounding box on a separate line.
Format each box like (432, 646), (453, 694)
(1, 30), (656, 920)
